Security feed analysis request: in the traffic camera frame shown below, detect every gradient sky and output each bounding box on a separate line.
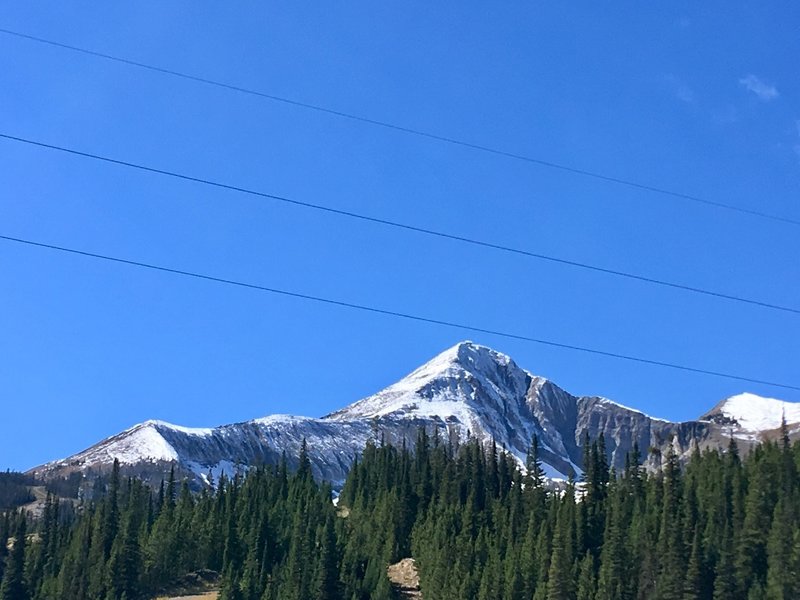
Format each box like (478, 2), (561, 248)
(1, 2), (798, 471)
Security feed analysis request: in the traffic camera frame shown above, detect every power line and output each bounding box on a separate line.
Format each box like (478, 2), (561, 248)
(2, 27), (799, 228)
(2, 131), (798, 317)
(1, 232), (797, 391)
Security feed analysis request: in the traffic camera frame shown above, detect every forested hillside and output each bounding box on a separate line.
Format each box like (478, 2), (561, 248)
(2, 426), (800, 600)
(0, 473), (35, 511)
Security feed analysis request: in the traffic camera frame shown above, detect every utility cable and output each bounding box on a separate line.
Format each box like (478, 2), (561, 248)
(2, 232), (798, 391)
(1, 27), (798, 227)
(1, 132), (798, 316)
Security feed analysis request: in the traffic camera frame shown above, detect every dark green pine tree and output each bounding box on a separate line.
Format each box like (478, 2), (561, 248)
(546, 509), (573, 600)
(736, 456), (773, 595)
(765, 496), (797, 599)
(747, 582), (766, 600)
(477, 544), (503, 600)
(683, 526), (703, 600)
(503, 555), (525, 600)
(0, 515), (30, 600)
(103, 459), (122, 557)
(596, 486), (625, 600)
(218, 568), (245, 600)
(519, 509), (541, 598)
(297, 439), (313, 483)
(56, 508), (93, 600)
(283, 511), (312, 600)
(313, 514), (341, 600)
(526, 434), (546, 488)
(106, 508), (142, 600)
(656, 449), (685, 600)
(576, 552), (596, 600)
(712, 524), (737, 600)
(0, 512), (9, 584)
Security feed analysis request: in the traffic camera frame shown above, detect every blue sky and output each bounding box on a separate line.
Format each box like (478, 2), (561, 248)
(1, 2), (798, 471)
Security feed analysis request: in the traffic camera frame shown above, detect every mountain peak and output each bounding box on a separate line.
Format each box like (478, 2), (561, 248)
(448, 340), (516, 368)
(325, 341), (531, 422)
(702, 393), (800, 432)
(410, 340), (518, 380)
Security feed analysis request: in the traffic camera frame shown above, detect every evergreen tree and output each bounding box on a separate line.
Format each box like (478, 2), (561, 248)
(576, 552), (596, 600)
(546, 509), (573, 600)
(0, 515), (30, 600)
(526, 435), (546, 488)
(656, 449), (685, 600)
(683, 526), (704, 600)
(736, 454), (774, 594)
(314, 515), (341, 600)
(765, 497), (796, 599)
(713, 524), (737, 600)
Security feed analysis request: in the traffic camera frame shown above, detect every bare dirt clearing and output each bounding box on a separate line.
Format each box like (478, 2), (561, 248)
(388, 558), (422, 599)
(156, 592), (218, 600)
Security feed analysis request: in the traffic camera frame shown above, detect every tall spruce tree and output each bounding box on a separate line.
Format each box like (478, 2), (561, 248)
(0, 515), (29, 600)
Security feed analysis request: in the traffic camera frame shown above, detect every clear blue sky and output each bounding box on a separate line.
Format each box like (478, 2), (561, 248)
(1, 2), (798, 471)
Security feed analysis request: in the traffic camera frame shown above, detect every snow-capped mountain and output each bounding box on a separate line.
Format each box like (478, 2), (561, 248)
(701, 393), (800, 437)
(30, 341), (799, 488)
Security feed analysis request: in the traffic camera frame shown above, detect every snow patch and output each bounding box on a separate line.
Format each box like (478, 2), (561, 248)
(253, 414), (315, 426)
(105, 423), (179, 464)
(720, 393), (800, 431)
(597, 398), (669, 422)
(145, 419), (214, 436)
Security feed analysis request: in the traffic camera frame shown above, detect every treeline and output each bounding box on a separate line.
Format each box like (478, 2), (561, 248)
(0, 470), (88, 512)
(0, 442), (392, 600)
(0, 473), (35, 510)
(340, 428), (800, 600)
(2, 427), (800, 599)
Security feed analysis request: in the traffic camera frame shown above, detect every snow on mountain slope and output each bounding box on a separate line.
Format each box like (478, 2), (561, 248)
(31, 341), (798, 489)
(63, 421), (181, 466)
(705, 393), (800, 431)
(327, 341), (531, 422)
(327, 342), (585, 476)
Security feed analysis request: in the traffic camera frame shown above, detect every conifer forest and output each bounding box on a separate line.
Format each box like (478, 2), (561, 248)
(2, 428), (800, 600)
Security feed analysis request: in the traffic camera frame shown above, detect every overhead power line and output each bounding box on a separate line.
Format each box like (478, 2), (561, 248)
(2, 27), (799, 228)
(2, 232), (798, 391)
(2, 132), (798, 316)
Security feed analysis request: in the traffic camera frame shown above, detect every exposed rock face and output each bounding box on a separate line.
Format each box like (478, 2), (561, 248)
(30, 342), (800, 488)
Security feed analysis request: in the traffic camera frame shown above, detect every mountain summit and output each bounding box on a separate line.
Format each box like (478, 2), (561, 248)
(31, 341), (799, 488)
(328, 341), (534, 424)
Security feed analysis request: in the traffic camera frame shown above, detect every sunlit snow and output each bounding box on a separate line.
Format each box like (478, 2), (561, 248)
(720, 393), (800, 431)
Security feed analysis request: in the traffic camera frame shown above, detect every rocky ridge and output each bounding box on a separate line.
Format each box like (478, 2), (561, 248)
(30, 342), (800, 488)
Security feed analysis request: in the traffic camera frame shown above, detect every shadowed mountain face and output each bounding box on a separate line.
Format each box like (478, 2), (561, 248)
(30, 342), (800, 488)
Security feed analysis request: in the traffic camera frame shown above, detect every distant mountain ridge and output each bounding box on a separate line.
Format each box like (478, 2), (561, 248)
(30, 341), (800, 488)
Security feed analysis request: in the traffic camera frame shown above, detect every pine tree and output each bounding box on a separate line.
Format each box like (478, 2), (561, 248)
(0, 515), (30, 600)
(683, 526), (703, 600)
(106, 508), (142, 600)
(747, 582), (766, 600)
(596, 485), (625, 600)
(527, 435), (546, 488)
(765, 497), (796, 599)
(546, 511), (573, 600)
(736, 457), (773, 594)
(713, 524), (737, 600)
(297, 439), (313, 483)
(576, 552), (596, 600)
(656, 448), (685, 600)
(0, 512), (9, 584)
(314, 515), (341, 600)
